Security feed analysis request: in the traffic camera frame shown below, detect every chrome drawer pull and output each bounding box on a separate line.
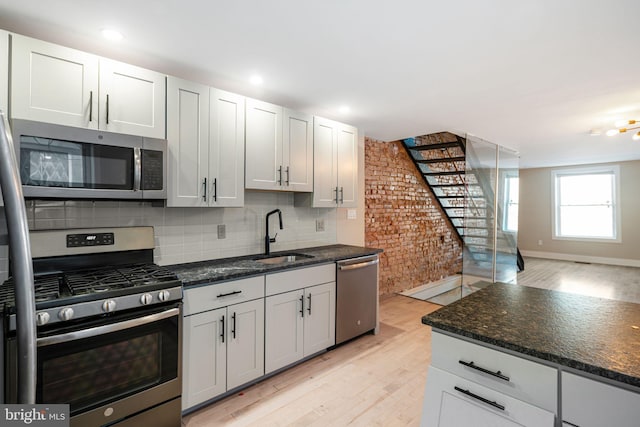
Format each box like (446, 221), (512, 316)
(217, 290), (242, 298)
(454, 386), (505, 411)
(459, 360), (510, 382)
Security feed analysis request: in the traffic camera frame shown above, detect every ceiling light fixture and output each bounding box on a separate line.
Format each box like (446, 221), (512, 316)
(101, 29), (124, 42)
(338, 105), (351, 114)
(249, 75), (263, 85)
(606, 119), (639, 140)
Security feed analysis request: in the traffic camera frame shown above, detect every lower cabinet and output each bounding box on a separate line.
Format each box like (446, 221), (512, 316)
(562, 372), (640, 427)
(182, 289), (264, 410)
(264, 281), (335, 374)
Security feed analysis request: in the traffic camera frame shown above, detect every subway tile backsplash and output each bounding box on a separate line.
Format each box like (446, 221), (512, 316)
(0, 191), (337, 282)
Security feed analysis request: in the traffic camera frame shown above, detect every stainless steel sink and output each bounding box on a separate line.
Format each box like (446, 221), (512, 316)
(254, 253), (314, 265)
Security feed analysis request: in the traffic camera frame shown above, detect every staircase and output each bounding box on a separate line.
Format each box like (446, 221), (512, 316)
(402, 133), (523, 281)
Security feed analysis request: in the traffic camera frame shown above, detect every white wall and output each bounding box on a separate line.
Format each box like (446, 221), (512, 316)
(0, 191), (338, 281)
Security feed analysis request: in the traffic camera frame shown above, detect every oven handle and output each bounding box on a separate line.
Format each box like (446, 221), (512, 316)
(36, 307), (180, 347)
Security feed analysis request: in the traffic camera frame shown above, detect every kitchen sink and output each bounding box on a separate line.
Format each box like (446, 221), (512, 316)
(253, 253), (314, 265)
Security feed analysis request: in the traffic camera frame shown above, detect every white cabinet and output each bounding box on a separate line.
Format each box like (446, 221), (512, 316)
(422, 366), (555, 427)
(11, 34), (165, 138)
(166, 78), (244, 207)
(182, 277), (264, 410)
(264, 264), (336, 374)
(245, 99), (313, 192)
(422, 332), (556, 427)
(562, 372), (640, 427)
(295, 116), (357, 207)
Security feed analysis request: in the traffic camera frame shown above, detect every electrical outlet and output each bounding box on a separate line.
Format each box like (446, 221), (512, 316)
(538, 239), (543, 246)
(217, 224), (226, 239)
(316, 219), (325, 232)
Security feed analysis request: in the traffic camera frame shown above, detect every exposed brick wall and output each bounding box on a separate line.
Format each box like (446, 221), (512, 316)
(364, 136), (463, 296)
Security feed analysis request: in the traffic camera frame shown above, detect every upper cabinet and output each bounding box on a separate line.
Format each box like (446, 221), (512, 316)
(298, 116), (357, 207)
(245, 98), (313, 192)
(11, 34), (165, 139)
(166, 76), (244, 207)
(1, 30), (8, 116)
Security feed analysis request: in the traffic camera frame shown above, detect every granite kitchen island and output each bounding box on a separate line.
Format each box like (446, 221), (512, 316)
(420, 282), (640, 427)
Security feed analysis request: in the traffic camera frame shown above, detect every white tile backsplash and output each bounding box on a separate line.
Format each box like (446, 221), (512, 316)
(0, 192), (337, 281)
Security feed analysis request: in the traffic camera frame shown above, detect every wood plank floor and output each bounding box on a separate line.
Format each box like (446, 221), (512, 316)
(182, 295), (441, 427)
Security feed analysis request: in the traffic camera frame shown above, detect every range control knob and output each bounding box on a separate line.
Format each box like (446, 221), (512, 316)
(158, 290), (171, 302)
(58, 307), (74, 321)
(102, 299), (117, 313)
(140, 293), (153, 305)
(36, 312), (50, 326)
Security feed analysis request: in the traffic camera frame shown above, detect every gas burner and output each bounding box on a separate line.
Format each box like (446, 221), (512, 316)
(64, 269), (131, 296)
(117, 264), (178, 287)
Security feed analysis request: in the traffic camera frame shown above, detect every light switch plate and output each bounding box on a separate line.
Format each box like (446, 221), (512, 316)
(316, 219), (325, 232)
(347, 209), (357, 220)
(217, 224), (226, 239)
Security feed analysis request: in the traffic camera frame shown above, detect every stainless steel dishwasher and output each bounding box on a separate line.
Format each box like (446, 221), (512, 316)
(336, 254), (379, 344)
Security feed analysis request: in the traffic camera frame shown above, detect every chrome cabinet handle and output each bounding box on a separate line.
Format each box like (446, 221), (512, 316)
(299, 294), (304, 317)
(458, 360), (510, 382)
(307, 293), (312, 315)
(334, 186), (339, 204)
(212, 178), (217, 202)
(217, 290), (241, 298)
(340, 187), (344, 204)
(278, 166), (283, 185)
(285, 166), (290, 186)
(106, 94), (110, 125)
(231, 312), (236, 339)
(454, 386), (505, 411)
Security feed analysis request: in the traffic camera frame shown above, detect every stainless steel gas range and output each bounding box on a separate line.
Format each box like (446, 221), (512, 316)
(1, 226), (182, 427)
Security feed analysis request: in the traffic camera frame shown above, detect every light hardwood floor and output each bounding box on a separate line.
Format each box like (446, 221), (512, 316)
(182, 295), (441, 427)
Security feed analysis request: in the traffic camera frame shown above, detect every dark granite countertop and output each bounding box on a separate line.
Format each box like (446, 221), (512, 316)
(168, 244), (382, 287)
(422, 282), (640, 389)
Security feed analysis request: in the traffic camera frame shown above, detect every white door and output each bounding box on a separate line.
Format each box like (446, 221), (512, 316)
(336, 123), (358, 207)
(303, 282), (336, 356)
(182, 308), (227, 410)
(226, 298), (264, 390)
(421, 366), (555, 427)
(209, 88), (245, 207)
(284, 109), (313, 192)
(11, 34), (99, 129)
(265, 290), (304, 374)
(166, 77), (209, 207)
(312, 116), (338, 207)
(245, 98), (283, 190)
(99, 59), (166, 138)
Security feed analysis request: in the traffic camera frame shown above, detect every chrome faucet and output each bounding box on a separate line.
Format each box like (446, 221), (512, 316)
(265, 209), (283, 255)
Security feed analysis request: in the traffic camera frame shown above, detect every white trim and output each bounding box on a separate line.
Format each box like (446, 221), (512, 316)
(520, 250), (640, 268)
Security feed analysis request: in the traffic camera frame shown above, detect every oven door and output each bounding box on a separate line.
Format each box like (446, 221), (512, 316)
(6, 303), (181, 426)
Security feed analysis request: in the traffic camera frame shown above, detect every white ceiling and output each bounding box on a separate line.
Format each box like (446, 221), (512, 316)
(1, 0), (639, 168)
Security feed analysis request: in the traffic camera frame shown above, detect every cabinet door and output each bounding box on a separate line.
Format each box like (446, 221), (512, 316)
(99, 59), (166, 138)
(209, 88), (245, 207)
(562, 372), (640, 427)
(283, 109), (313, 192)
(421, 366), (555, 427)
(265, 290), (304, 374)
(166, 77), (209, 207)
(312, 116), (338, 207)
(182, 307), (226, 410)
(303, 282), (336, 356)
(11, 34), (99, 129)
(245, 98), (283, 190)
(336, 123), (358, 207)
(226, 298), (264, 390)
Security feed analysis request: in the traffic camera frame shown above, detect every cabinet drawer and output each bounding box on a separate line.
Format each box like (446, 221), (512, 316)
(562, 372), (640, 427)
(183, 276), (264, 315)
(431, 332), (557, 412)
(265, 263), (335, 296)
(423, 366), (555, 427)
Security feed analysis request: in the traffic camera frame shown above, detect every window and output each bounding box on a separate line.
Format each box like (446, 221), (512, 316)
(552, 166), (620, 241)
(503, 174), (519, 232)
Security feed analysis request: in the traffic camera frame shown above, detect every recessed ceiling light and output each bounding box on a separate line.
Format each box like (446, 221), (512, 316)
(249, 75), (263, 85)
(101, 29), (124, 42)
(338, 105), (351, 114)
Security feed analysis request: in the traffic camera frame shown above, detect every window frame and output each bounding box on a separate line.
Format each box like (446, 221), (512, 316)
(551, 165), (621, 243)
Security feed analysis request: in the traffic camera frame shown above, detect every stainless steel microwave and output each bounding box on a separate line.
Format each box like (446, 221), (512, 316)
(11, 119), (166, 200)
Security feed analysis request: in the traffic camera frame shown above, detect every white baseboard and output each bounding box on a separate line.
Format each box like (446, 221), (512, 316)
(401, 276), (461, 300)
(520, 250), (640, 268)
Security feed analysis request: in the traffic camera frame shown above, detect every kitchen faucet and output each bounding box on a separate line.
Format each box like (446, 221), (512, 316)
(265, 209), (283, 255)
